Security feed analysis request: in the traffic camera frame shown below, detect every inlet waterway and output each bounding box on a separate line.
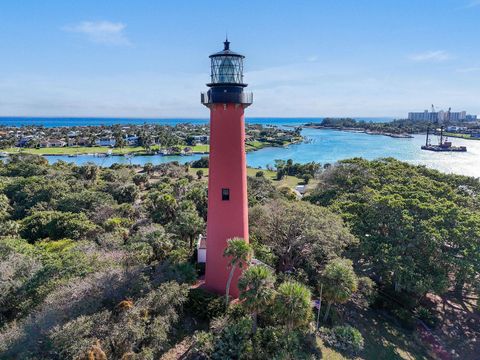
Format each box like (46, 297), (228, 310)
(2, 117), (479, 178)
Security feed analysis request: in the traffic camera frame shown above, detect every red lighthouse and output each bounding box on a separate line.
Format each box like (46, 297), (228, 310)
(201, 39), (253, 297)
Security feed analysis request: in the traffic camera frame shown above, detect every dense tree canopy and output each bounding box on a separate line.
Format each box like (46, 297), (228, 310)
(1, 154), (478, 359)
(249, 199), (356, 281)
(0, 156), (206, 359)
(307, 158), (480, 296)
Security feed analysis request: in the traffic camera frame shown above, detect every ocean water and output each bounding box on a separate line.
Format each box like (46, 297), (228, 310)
(25, 125), (478, 178)
(0, 117), (392, 128)
(2, 117), (478, 177)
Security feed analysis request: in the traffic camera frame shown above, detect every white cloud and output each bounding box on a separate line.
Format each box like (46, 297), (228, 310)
(306, 55), (319, 62)
(63, 21), (131, 46)
(408, 50), (451, 62)
(2, 60), (480, 118)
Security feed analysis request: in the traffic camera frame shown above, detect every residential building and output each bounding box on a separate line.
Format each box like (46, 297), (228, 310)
(95, 138), (116, 147)
(408, 109), (476, 122)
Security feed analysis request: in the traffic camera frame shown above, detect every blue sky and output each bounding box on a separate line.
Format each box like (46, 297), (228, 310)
(0, 0), (479, 118)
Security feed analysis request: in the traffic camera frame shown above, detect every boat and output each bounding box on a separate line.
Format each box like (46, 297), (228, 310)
(421, 126), (467, 152)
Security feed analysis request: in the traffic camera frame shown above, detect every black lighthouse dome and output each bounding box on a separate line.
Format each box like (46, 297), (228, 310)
(208, 38), (247, 87)
(201, 39), (253, 106)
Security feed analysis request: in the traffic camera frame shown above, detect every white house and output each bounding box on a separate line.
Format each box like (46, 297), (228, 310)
(197, 235), (207, 263)
(95, 138), (116, 147)
(295, 184), (307, 195)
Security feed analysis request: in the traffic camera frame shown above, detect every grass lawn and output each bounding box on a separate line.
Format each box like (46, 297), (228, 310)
(3, 141), (273, 156)
(189, 166), (318, 192)
(189, 144), (209, 152)
(3, 146), (150, 155)
(245, 140), (266, 151)
(314, 305), (429, 360)
(443, 132), (479, 140)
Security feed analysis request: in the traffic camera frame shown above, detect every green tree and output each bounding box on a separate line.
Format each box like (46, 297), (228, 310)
(249, 199), (355, 278)
(238, 265), (276, 334)
(0, 194), (12, 221)
(75, 163), (99, 183)
(321, 258), (358, 321)
(143, 162), (154, 175)
(223, 238), (253, 308)
(20, 211), (96, 242)
(146, 192), (178, 225)
(302, 173), (312, 184)
(169, 203), (205, 249)
(274, 281), (312, 331)
(247, 176), (279, 206)
(112, 184), (139, 204)
(113, 131), (125, 148)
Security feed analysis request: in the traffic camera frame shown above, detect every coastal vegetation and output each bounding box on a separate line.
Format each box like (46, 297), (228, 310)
(306, 117), (480, 139)
(0, 154), (478, 359)
(0, 123), (303, 155)
(305, 118), (431, 136)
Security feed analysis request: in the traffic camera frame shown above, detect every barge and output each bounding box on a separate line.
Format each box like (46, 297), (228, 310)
(421, 126), (467, 152)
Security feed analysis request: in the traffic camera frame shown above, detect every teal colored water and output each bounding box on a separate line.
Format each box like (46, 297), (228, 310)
(3, 117), (476, 177)
(0, 117), (392, 127)
(248, 128), (480, 178)
(42, 127), (480, 178)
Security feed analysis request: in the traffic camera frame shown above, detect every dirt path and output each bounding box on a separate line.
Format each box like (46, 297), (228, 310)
(159, 337), (194, 360)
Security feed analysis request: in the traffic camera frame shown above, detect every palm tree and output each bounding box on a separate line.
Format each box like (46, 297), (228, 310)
(274, 281), (312, 331)
(223, 237), (252, 308)
(238, 265), (276, 334)
(321, 258), (358, 322)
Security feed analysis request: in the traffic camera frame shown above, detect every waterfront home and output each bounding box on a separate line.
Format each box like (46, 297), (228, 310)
(95, 138), (116, 147)
(76, 137), (90, 146)
(125, 135), (139, 146)
(446, 126), (468, 132)
(67, 136), (88, 147)
(192, 135), (210, 144)
(40, 139), (66, 148)
(17, 136), (34, 147)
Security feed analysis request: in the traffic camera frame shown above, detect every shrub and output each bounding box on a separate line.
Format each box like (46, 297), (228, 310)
(20, 211), (96, 242)
(211, 317), (252, 359)
(391, 308), (416, 330)
(153, 261), (197, 285)
(112, 184), (139, 204)
(415, 306), (438, 328)
(253, 326), (315, 359)
(357, 276), (377, 305)
(192, 331), (214, 357)
(191, 157), (209, 168)
(104, 217), (133, 232)
(185, 288), (224, 321)
(321, 325), (364, 355)
(302, 173), (312, 184)
(49, 281), (189, 359)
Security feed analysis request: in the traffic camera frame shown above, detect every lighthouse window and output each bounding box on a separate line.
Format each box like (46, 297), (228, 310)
(222, 188), (230, 201)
